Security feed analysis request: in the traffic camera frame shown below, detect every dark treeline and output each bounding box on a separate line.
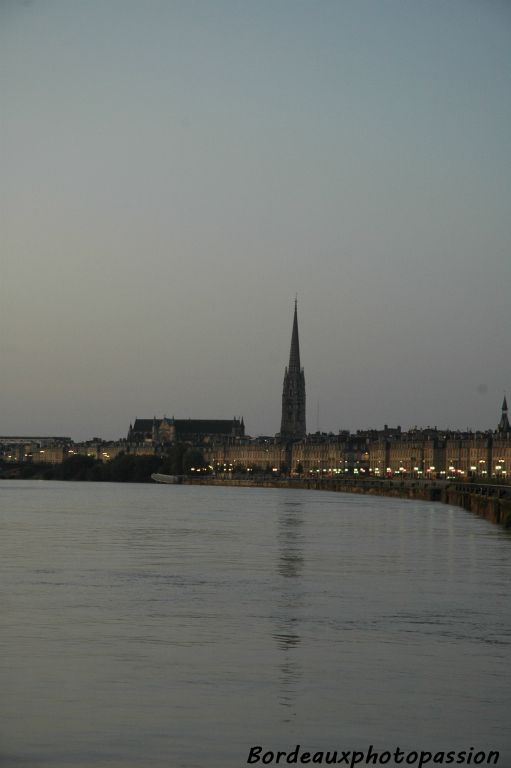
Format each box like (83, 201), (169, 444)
(3, 444), (207, 483)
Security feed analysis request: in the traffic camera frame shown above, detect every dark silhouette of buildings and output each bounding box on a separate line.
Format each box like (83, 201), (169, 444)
(127, 417), (244, 445)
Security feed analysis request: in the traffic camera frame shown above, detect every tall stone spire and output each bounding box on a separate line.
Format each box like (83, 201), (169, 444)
(288, 297), (301, 371)
(280, 299), (306, 441)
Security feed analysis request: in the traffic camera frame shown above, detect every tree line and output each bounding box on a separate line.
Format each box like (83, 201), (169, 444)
(2, 444), (208, 483)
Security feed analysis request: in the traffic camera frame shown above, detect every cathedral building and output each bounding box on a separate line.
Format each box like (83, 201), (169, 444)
(280, 299), (306, 441)
(127, 417), (244, 445)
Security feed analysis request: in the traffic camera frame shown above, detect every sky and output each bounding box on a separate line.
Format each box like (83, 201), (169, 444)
(1, 0), (510, 441)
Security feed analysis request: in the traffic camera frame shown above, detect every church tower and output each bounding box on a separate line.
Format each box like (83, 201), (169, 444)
(280, 299), (306, 441)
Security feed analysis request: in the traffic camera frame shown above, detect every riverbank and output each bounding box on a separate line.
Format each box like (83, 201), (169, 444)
(3, 459), (510, 529)
(184, 476), (511, 529)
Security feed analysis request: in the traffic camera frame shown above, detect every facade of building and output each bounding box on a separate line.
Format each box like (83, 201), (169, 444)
(202, 437), (286, 475)
(0, 436), (72, 463)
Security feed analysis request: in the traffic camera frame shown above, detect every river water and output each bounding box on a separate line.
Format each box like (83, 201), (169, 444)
(0, 481), (510, 768)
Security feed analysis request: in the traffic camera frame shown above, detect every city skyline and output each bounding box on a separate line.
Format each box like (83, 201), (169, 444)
(2, 1), (510, 441)
(0, 290), (509, 442)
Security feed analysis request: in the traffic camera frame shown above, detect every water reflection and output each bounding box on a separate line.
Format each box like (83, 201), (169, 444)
(273, 500), (305, 718)
(2, 483), (510, 767)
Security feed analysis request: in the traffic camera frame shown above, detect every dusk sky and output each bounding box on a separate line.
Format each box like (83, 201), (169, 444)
(2, 0), (510, 440)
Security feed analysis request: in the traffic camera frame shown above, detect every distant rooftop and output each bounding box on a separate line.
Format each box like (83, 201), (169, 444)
(0, 436), (72, 444)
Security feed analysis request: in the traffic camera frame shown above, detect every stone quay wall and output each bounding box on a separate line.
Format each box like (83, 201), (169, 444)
(186, 476), (511, 529)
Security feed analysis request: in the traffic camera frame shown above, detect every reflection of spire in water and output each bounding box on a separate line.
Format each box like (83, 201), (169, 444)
(278, 658), (301, 719)
(273, 630), (301, 650)
(279, 512), (303, 578)
(273, 613), (301, 652)
(272, 500), (305, 719)
(277, 502), (305, 581)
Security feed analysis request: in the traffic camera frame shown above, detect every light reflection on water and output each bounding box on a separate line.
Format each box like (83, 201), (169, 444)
(0, 480), (510, 768)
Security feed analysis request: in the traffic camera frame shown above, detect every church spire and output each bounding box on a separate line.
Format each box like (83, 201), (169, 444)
(280, 299), (306, 441)
(288, 297), (301, 371)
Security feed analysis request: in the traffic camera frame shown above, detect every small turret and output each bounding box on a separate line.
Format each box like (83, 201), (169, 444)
(497, 396), (510, 434)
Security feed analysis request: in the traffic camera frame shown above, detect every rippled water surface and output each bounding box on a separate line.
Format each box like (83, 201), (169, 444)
(1, 481), (510, 767)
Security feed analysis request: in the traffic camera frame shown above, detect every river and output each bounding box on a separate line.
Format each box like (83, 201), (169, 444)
(0, 481), (510, 767)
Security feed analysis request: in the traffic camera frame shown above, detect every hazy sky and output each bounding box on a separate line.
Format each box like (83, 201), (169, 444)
(1, 0), (510, 440)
